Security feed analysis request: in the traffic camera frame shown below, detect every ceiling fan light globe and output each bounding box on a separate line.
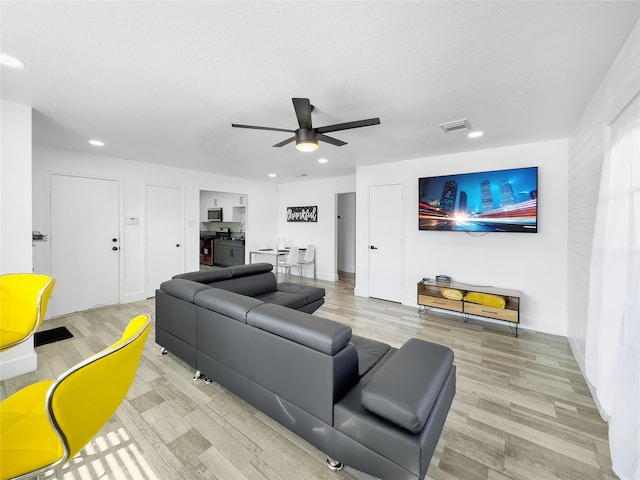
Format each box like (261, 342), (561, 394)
(296, 141), (319, 152)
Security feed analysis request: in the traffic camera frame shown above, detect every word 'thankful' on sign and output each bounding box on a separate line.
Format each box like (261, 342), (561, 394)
(286, 206), (318, 222)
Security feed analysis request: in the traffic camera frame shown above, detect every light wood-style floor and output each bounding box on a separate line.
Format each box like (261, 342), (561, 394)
(0, 274), (615, 480)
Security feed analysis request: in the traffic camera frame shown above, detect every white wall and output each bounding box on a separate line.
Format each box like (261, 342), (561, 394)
(0, 100), (38, 380)
(277, 175), (356, 281)
(337, 192), (356, 273)
(32, 145), (278, 306)
(1, 101), (33, 274)
(356, 139), (569, 336)
(567, 18), (640, 372)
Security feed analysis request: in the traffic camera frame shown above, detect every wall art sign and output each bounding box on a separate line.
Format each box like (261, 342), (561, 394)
(287, 206), (318, 222)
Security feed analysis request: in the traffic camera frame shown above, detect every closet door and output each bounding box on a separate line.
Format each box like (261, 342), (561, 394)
(146, 184), (183, 297)
(368, 184), (404, 302)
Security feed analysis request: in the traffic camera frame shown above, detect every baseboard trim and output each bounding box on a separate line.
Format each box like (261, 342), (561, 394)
(0, 340), (38, 381)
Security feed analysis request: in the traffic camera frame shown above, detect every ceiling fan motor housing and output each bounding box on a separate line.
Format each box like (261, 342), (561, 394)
(296, 129), (318, 143)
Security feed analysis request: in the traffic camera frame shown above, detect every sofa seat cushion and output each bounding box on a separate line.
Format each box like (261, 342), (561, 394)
(255, 291), (307, 310)
(277, 283), (326, 304)
(246, 303), (352, 355)
(361, 338), (454, 434)
(350, 335), (391, 377)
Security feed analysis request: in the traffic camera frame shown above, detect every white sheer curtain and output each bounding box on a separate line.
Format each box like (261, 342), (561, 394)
(585, 93), (640, 480)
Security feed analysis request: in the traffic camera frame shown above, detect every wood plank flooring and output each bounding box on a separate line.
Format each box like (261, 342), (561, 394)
(0, 274), (615, 480)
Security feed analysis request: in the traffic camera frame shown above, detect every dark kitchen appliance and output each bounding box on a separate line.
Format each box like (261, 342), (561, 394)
(207, 207), (223, 222)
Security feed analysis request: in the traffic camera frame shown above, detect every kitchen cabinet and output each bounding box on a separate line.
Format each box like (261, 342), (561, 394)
(200, 192), (229, 221)
(232, 207), (246, 222)
(213, 239), (245, 267)
(231, 194), (247, 222)
(232, 194), (246, 207)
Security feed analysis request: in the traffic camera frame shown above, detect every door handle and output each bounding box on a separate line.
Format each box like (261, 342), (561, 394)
(176, 244), (180, 247)
(112, 246), (119, 251)
(370, 245), (378, 250)
(112, 238), (118, 242)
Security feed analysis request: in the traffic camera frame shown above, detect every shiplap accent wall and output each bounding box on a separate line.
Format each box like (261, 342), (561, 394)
(567, 18), (640, 374)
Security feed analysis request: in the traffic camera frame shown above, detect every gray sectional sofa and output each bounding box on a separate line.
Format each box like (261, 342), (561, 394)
(155, 263), (456, 480)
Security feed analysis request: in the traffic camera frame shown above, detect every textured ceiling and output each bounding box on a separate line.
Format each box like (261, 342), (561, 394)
(2, 1), (639, 182)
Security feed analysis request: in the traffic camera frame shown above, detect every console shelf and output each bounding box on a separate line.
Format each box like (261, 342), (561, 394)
(417, 280), (521, 336)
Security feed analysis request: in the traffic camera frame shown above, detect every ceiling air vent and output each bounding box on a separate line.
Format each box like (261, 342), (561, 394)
(440, 119), (471, 134)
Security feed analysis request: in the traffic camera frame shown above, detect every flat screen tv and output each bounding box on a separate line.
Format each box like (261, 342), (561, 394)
(418, 166), (538, 232)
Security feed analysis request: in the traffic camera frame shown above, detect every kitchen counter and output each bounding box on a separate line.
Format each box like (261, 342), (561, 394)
(200, 232), (244, 242)
(213, 238), (244, 246)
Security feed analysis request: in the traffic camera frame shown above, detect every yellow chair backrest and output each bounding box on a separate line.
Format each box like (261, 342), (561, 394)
(46, 314), (152, 461)
(0, 273), (55, 351)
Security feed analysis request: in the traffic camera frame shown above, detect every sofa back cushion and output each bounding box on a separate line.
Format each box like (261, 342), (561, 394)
(172, 269), (232, 283)
(160, 279), (211, 303)
(247, 303), (351, 355)
(212, 272), (277, 297)
(194, 288), (263, 323)
(245, 303), (358, 424)
(227, 263), (274, 278)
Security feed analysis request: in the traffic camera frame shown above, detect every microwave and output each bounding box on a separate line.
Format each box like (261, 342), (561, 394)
(207, 208), (223, 222)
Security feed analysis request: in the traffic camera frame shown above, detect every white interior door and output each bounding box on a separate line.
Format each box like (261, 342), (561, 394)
(50, 174), (120, 316)
(146, 185), (183, 297)
(369, 184), (404, 302)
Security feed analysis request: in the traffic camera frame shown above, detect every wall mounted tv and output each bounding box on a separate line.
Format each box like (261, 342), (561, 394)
(418, 166), (538, 233)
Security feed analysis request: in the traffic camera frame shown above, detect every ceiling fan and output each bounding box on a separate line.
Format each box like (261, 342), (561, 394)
(231, 98), (381, 152)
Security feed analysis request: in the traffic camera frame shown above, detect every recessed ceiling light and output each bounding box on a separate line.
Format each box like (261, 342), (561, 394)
(468, 131), (484, 139)
(89, 139), (105, 147)
(268, 173), (277, 178)
(0, 53), (26, 69)
(318, 158), (328, 164)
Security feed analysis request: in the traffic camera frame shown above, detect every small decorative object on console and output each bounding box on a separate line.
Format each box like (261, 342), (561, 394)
(435, 274), (451, 283)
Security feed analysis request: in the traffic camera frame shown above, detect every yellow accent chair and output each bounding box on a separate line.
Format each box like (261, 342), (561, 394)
(0, 273), (56, 352)
(0, 314), (152, 480)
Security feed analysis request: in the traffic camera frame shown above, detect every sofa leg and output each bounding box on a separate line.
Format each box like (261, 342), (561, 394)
(193, 370), (213, 384)
(326, 458), (343, 471)
(158, 347), (168, 356)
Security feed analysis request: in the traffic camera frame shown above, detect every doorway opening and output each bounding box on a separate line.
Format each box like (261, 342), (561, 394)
(199, 190), (247, 270)
(337, 192), (356, 287)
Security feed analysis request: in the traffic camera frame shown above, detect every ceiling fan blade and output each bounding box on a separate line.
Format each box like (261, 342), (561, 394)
(318, 134), (347, 147)
(292, 98), (313, 130)
(316, 117), (381, 134)
(273, 136), (296, 147)
(232, 124), (295, 133)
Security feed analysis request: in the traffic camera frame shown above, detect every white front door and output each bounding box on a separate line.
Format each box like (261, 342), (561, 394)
(50, 174), (120, 316)
(146, 185), (183, 297)
(368, 184), (404, 302)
